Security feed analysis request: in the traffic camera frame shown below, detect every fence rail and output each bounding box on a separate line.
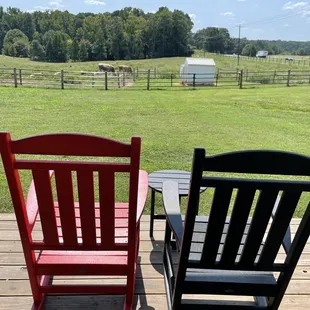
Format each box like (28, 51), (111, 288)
(222, 54), (310, 67)
(1, 67), (310, 91)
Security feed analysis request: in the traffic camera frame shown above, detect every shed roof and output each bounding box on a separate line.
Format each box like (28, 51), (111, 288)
(185, 58), (216, 66)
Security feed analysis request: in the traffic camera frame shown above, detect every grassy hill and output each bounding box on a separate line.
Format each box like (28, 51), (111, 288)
(0, 51), (309, 74)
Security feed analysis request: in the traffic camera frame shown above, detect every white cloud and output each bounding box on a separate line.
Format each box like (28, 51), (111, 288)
(30, 0), (64, 12)
(237, 0), (246, 2)
(189, 13), (196, 21)
(84, 0), (106, 5)
(33, 5), (51, 11)
(221, 12), (235, 16)
(282, 1), (308, 10)
(282, 1), (310, 21)
(48, 0), (64, 9)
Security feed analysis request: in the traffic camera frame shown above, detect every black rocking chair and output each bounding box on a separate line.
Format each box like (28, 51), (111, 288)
(162, 148), (310, 309)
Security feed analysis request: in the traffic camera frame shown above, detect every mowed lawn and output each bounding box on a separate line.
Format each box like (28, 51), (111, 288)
(0, 87), (310, 216)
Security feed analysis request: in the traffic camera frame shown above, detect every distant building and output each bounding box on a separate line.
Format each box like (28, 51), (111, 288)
(180, 58), (216, 84)
(256, 51), (269, 58)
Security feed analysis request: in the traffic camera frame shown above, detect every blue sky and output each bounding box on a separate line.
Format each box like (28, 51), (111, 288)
(2, 0), (310, 40)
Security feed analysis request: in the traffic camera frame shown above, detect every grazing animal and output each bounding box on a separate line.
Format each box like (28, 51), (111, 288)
(98, 64), (115, 73)
(119, 65), (132, 74)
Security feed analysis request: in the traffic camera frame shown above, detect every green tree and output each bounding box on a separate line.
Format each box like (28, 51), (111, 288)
(298, 48), (306, 56)
(14, 38), (29, 57)
(32, 31), (41, 42)
(110, 17), (127, 60)
(3, 28), (29, 57)
(45, 31), (68, 62)
(7, 44), (17, 56)
(21, 13), (35, 40)
(30, 39), (45, 60)
(51, 31), (69, 62)
(71, 38), (80, 60)
(172, 10), (193, 56)
(79, 39), (89, 61)
(242, 44), (258, 57)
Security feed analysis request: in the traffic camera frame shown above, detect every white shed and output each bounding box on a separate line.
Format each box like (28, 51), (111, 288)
(181, 58), (216, 84)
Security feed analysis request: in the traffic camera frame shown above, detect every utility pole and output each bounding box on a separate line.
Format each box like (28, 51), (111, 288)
(237, 24), (241, 66)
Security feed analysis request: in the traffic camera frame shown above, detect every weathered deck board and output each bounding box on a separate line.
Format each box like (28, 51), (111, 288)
(0, 214), (309, 309)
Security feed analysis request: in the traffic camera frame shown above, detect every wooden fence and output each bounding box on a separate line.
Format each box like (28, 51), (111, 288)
(222, 54), (310, 67)
(1, 67), (310, 90)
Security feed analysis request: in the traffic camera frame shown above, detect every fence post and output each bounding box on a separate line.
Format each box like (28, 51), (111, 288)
(123, 72), (125, 87)
(287, 70), (291, 87)
(273, 71), (276, 84)
(239, 70), (243, 89)
(193, 74), (196, 88)
(19, 69), (22, 85)
(216, 72), (219, 86)
(105, 71), (108, 90)
(117, 72), (120, 88)
(61, 70), (64, 89)
(147, 69), (151, 90)
(133, 69), (136, 82)
(171, 74), (173, 87)
(92, 73), (95, 88)
(137, 68), (139, 79)
(13, 68), (17, 88)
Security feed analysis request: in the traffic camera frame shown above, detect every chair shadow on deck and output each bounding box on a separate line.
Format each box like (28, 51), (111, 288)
(149, 239), (165, 276)
(42, 251), (158, 309)
(133, 260), (156, 310)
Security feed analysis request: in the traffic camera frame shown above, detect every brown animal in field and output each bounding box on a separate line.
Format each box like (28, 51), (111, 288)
(98, 64), (115, 73)
(119, 65), (132, 74)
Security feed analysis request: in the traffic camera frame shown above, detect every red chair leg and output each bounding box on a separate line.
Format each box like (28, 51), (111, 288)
(124, 227), (140, 310)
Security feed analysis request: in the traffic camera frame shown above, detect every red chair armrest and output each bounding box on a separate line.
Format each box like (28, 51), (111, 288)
(26, 170), (54, 230)
(136, 170), (148, 223)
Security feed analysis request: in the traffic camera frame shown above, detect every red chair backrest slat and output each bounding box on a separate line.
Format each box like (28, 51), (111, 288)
(0, 132), (141, 252)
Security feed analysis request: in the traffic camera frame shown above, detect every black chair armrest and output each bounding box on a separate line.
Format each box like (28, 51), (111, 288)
(163, 181), (183, 248)
(272, 194), (292, 254)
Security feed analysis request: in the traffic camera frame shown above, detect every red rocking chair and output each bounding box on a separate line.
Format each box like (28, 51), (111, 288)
(0, 132), (148, 310)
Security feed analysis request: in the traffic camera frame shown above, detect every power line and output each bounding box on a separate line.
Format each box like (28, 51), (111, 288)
(242, 5), (310, 27)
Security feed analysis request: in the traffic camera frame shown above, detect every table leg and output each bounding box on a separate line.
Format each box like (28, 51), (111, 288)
(150, 189), (155, 238)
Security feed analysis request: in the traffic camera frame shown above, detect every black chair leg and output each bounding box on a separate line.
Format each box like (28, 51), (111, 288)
(149, 189), (155, 238)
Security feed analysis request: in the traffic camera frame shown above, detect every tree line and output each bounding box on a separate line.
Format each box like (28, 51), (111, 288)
(193, 27), (310, 56)
(1, 6), (310, 63)
(0, 6), (194, 62)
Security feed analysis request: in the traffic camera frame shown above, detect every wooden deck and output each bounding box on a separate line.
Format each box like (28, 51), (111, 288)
(0, 214), (309, 309)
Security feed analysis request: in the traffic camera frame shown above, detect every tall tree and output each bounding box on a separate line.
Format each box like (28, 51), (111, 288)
(30, 39), (45, 60)
(242, 44), (258, 57)
(2, 28), (29, 57)
(71, 38), (80, 60)
(79, 39), (89, 61)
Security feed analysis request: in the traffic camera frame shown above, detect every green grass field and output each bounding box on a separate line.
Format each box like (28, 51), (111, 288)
(1, 51), (309, 74)
(0, 86), (309, 216)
